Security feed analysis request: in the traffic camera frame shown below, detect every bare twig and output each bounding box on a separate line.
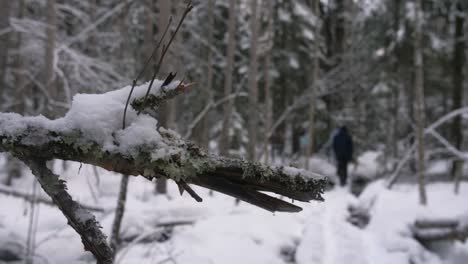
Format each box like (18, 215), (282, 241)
(177, 180), (202, 202)
(122, 16), (172, 129)
(139, 2), (194, 111)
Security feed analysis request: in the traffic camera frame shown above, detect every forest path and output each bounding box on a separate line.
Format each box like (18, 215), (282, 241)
(296, 188), (368, 264)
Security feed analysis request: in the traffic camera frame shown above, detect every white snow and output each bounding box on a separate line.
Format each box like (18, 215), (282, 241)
(0, 80), (181, 160)
(0, 151), (467, 264)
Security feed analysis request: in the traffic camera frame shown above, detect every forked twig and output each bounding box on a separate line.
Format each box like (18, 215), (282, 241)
(122, 16), (173, 129)
(138, 1), (194, 114)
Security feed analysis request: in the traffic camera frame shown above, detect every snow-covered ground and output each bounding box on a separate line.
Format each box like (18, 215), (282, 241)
(0, 155), (467, 264)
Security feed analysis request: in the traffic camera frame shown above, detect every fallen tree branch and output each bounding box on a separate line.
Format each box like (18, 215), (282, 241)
(0, 110), (326, 211)
(21, 158), (113, 264)
(0, 185), (105, 212)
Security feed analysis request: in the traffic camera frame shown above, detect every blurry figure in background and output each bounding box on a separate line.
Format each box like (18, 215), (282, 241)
(332, 126), (353, 186)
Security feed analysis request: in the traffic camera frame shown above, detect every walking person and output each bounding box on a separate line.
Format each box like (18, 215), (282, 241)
(332, 126), (353, 186)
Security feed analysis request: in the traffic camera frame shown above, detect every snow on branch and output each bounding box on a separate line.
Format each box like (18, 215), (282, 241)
(0, 79), (327, 211)
(0, 76), (326, 261)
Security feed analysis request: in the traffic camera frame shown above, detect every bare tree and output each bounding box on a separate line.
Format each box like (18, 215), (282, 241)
(247, 0), (259, 161)
(451, 2), (465, 194)
(414, 0), (427, 205)
(219, 0), (237, 156)
(305, 0), (320, 170)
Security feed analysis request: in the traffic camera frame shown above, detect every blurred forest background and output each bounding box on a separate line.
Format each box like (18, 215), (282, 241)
(0, 0), (466, 181)
(0, 0), (468, 263)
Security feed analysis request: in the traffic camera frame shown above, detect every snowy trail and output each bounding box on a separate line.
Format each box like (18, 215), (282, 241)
(296, 189), (368, 264)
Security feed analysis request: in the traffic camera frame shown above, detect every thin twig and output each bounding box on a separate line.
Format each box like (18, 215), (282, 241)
(139, 2), (194, 112)
(122, 16), (173, 129)
(0, 185), (105, 212)
(177, 180), (202, 202)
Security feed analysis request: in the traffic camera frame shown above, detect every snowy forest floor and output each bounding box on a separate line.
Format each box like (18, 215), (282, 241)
(0, 154), (467, 264)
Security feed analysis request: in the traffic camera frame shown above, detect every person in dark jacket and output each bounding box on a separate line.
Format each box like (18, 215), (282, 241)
(332, 126), (353, 186)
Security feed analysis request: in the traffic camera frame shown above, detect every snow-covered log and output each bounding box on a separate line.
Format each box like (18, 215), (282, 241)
(413, 218), (468, 243)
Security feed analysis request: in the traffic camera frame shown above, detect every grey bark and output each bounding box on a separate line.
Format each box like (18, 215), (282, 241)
(413, 0), (427, 205)
(110, 174), (129, 257)
(14, 0), (26, 114)
(45, 0), (57, 117)
(23, 158), (113, 263)
(247, 0), (259, 161)
(155, 0), (173, 195)
(451, 2), (465, 194)
(0, 82), (327, 212)
(0, 0), (11, 103)
(390, 0), (401, 162)
(305, 0), (320, 170)
(5, 0), (26, 186)
(263, 0), (274, 164)
(199, 0), (215, 150)
(219, 0), (237, 156)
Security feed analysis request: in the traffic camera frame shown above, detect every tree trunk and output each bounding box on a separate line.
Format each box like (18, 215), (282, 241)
(0, 0), (12, 104)
(219, 0), (237, 156)
(155, 0), (172, 195)
(390, 0), (401, 163)
(45, 0), (57, 118)
(451, 2), (465, 194)
(305, 0), (320, 170)
(247, 0), (259, 161)
(334, 0), (347, 57)
(110, 3), (132, 257)
(199, 0), (215, 150)
(264, 0), (274, 164)
(142, 0), (155, 79)
(414, 0), (427, 205)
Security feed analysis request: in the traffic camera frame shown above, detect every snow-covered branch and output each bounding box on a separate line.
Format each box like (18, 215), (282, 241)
(0, 81), (326, 213)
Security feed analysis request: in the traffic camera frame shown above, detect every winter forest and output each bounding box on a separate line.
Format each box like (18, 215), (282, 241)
(0, 0), (467, 263)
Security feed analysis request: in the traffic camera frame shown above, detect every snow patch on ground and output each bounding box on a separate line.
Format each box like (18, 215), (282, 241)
(0, 156), (467, 263)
